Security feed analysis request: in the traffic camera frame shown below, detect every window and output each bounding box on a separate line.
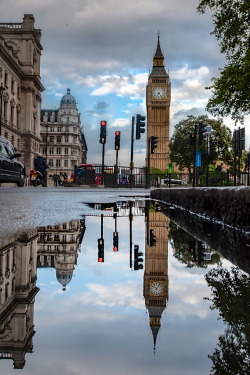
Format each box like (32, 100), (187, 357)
(4, 72), (8, 86)
(57, 127), (62, 132)
(57, 136), (62, 143)
(49, 136), (54, 143)
(56, 148), (61, 155)
(65, 136), (69, 143)
(11, 79), (14, 93)
(65, 148), (68, 155)
(49, 159), (53, 167)
(56, 159), (61, 167)
(64, 160), (68, 167)
(10, 107), (14, 124)
(49, 147), (54, 155)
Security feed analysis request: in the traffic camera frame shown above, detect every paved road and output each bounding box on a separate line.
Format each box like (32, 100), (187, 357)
(0, 186), (150, 244)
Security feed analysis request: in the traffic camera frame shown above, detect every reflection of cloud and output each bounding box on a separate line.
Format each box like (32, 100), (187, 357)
(168, 246), (210, 318)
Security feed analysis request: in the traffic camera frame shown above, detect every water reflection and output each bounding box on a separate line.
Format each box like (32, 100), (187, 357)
(0, 199), (249, 374)
(37, 220), (85, 291)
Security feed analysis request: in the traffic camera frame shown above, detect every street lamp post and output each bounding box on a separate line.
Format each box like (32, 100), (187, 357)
(0, 83), (6, 137)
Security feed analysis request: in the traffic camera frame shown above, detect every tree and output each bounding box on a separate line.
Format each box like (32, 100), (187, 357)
(205, 267), (250, 374)
(169, 221), (221, 268)
(170, 115), (233, 172)
(197, 0), (250, 123)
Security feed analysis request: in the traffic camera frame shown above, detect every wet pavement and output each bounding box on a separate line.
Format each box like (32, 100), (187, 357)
(0, 188), (249, 375)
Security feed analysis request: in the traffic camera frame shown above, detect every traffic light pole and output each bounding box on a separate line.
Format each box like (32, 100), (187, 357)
(101, 143), (105, 185)
(192, 124), (198, 187)
(129, 201), (133, 268)
(115, 149), (119, 188)
(130, 116), (135, 189)
(146, 137), (151, 189)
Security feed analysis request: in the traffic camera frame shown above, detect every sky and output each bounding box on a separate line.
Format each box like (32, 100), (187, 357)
(1, 0), (249, 167)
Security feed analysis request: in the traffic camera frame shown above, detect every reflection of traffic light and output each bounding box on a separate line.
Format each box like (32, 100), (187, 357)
(115, 131), (120, 150)
(149, 229), (156, 246)
(134, 245), (143, 270)
(189, 132), (196, 145)
(150, 136), (158, 153)
(198, 123), (207, 145)
(100, 121), (107, 144)
(98, 238), (104, 262)
(135, 114), (146, 140)
(113, 231), (119, 252)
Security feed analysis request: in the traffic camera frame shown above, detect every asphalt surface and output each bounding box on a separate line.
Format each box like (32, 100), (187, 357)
(0, 186), (150, 244)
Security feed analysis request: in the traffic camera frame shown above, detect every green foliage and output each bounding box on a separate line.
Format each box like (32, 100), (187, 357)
(169, 221), (220, 268)
(205, 267), (250, 374)
(170, 115), (233, 171)
(197, 0), (250, 123)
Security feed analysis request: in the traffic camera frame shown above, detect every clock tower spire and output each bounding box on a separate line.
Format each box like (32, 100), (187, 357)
(146, 33), (171, 170)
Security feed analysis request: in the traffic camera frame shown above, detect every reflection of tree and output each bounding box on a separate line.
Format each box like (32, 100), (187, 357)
(205, 267), (250, 374)
(169, 221), (221, 268)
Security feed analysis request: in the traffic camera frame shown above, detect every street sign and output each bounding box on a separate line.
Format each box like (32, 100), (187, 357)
(195, 151), (201, 167)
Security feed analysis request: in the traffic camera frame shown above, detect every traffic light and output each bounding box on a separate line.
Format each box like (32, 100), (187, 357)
(115, 131), (120, 150)
(198, 123), (207, 145)
(98, 238), (104, 262)
(135, 114), (146, 140)
(113, 231), (119, 252)
(149, 229), (156, 246)
(189, 132), (196, 145)
(100, 121), (107, 144)
(150, 136), (158, 153)
(134, 245), (143, 270)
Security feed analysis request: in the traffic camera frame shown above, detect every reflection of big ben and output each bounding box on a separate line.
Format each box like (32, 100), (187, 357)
(146, 33), (171, 170)
(143, 210), (169, 352)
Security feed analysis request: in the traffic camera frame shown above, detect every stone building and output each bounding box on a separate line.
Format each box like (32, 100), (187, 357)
(146, 34), (171, 170)
(37, 219), (85, 291)
(40, 89), (87, 178)
(0, 230), (39, 369)
(0, 14), (44, 173)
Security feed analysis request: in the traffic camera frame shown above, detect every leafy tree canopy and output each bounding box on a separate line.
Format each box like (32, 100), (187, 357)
(205, 267), (250, 374)
(197, 0), (250, 123)
(170, 115), (233, 172)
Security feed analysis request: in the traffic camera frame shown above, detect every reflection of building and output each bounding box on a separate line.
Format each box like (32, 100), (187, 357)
(0, 230), (39, 369)
(40, 88), (87, 177)
(143, 210), (169, 352)
(37, 220), (85, 291)
(0, 14), (44, 173)
(146, 34), (171, 170)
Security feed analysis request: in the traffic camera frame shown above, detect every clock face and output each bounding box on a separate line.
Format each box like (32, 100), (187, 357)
(150, 282), (164, 296)
(153, 87), (165, 99)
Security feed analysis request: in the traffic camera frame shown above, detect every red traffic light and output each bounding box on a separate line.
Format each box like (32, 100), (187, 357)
(100, 121), (107, 126)
(115, 131), (120, 136)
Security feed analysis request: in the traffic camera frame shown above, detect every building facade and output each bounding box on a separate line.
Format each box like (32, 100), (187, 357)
(0, 14), (44, 173)
(37, 220), (85, 291)
(40, 89), (87, 178)
(146, 34), (171, 170)
(0, 230), (39, 369)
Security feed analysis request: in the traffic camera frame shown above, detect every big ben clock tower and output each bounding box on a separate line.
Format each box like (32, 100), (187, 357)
(143, 208), (169, 353)
(146, 33), (171, 170)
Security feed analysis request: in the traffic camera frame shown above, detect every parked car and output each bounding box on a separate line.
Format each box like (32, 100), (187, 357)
(0, 136), (26, 187)
(161, 178), (186, 185)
